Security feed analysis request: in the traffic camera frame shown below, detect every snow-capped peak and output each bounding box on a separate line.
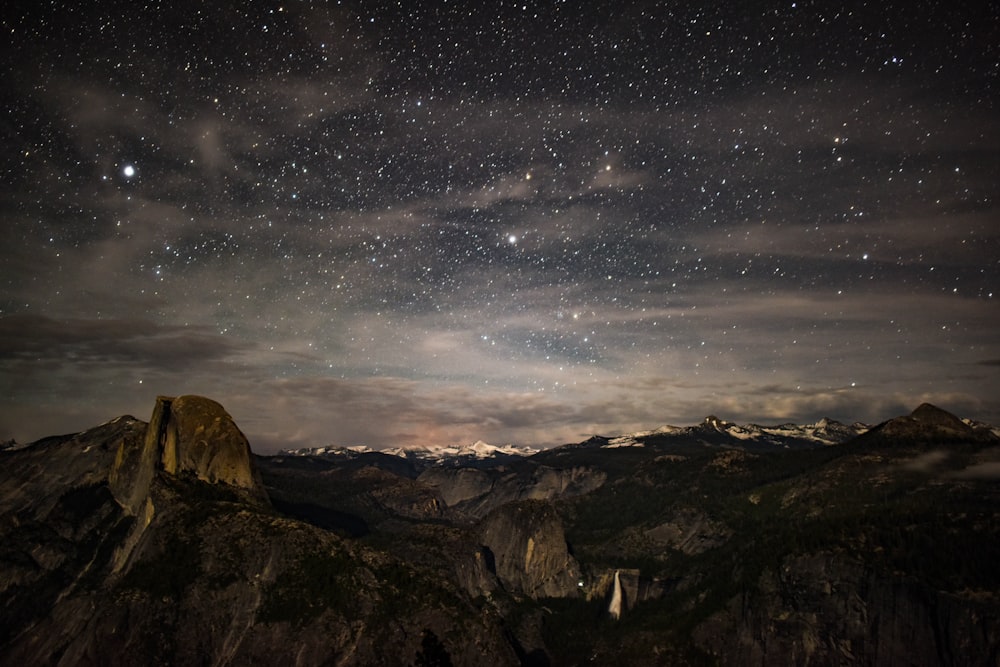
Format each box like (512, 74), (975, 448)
(461, 440), (538, 458)
(278, 439), (538, 463)
(599, 416), (870, 449)
(469, 440), (498, 456)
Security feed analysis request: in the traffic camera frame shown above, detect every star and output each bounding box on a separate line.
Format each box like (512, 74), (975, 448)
(0, 0), (996, 451)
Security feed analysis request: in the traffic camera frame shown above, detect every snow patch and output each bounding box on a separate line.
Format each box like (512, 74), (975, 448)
(280, 439), (538, 462)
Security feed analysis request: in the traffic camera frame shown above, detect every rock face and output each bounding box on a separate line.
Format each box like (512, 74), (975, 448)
(419, 467), (495, 507)
(478, 500), (581, 599)
(157, 395), (263, 491)
(590, 568), (672, 618)
(110, 395), (267, 515)
(692, 551), (1000, 666)
(418, 464), (606, 520)
(644, 507), (731, 555)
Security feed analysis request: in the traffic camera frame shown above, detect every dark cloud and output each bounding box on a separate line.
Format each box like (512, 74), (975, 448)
(0, 314), (247, 368)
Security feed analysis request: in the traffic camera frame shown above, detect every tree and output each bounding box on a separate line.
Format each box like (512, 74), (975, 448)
(413, 629), (453, 667)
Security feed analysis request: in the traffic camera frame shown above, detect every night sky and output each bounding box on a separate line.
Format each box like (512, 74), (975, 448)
(2, 2), (998, 452)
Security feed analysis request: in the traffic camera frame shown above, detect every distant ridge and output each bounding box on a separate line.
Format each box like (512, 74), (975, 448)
(588, 415), (869, 451)
(279, 439), (539, 465)
(856, 403), (996, 443)
(279, 416), (872, 462)
(273, 404), (1000, 463)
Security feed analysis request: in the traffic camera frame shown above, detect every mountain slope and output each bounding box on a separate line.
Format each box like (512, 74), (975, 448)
(1, 399), (998, 665)
(0, 396), (518, 667)
(545, 405), (1000, 664)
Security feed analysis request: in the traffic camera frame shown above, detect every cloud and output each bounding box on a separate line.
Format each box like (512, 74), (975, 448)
(899, 450), (950, 473)
(0, 314), (247, 369)
(950, 461), (1000, 480)
(228, 375), (584, 452)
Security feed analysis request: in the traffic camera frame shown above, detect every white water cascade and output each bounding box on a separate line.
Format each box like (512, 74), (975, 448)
(608, 570), (623, 620)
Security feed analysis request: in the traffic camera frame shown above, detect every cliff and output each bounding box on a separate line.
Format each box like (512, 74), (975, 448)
(478, 500), (581, 599)
(692, 551), (1000, 665)
(417, 464), (606, 520)
(157, 395), (263, 490)
(110, 395), (268, 515)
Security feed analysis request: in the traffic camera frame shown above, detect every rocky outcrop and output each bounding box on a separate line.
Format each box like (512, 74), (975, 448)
(355, 466), (444, 519)
(521, 465), (606, 501)
(644, 507), (732, 555)
(109, 415), (161, 516)
(106, 396), (268, 574)
(110, 395), (267, 515)
(692, 550), (1000, 666)
(158, 395), (263, 492)
(0, 416), (143, 522)
(477, 500), (581, 599)
(452, 544), (502, 600)
(418, 465), (606, 519)
(418, 467), (495, 507)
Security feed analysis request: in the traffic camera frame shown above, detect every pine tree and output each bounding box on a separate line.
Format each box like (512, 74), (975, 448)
(413, 629), (453, 667)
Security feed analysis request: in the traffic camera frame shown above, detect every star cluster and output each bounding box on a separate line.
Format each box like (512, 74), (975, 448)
(1, 1), (998, 451)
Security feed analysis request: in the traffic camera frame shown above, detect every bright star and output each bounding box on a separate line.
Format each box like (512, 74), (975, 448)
(122, 164), (136, 178)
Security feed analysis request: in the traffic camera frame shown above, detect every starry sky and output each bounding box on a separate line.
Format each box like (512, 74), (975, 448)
(2, 1), (998, 452)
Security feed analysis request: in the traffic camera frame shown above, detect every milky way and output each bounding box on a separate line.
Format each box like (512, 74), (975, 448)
(2, 2), (998, 451)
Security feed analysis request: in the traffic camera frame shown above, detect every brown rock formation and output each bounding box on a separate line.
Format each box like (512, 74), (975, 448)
(478, 500), (581, 599)
(156, 395), (262, 492)
(110, 395), (267, 516)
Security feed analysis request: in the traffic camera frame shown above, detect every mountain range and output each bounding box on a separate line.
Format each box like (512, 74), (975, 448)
(278, 415), (872, 467)
(1, 396), (998, 665)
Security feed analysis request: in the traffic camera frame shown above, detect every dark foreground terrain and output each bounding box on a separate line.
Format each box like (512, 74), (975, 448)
(1, 395), (998, 665)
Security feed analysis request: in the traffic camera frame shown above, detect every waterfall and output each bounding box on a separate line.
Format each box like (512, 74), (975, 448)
(608, 570), (623, 619)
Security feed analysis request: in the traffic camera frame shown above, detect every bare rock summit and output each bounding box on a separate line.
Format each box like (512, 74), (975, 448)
(156, 395), (261, 489)
(110, 395), (267, 514)
(870, 403), (981, 441)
